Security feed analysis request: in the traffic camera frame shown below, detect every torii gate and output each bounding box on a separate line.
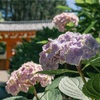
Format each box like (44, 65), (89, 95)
(0, 31), (36, 70)
(0, 20), (54, 70)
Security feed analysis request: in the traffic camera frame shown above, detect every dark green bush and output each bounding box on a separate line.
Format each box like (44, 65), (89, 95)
(75, 0), (100, 37)
(9, 27), (62, 73)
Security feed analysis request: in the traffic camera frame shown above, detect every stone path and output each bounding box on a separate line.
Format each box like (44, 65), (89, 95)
(0, 70), (11, 100)
(0, 70), (10, 83)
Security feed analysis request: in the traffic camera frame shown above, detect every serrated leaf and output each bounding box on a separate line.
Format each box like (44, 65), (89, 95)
(82, 74), (100, 99)
(76, 77), (89, 90)
(45, 76), (64, 91)
(85, 78), (100, 98)
(47, 89), (62, 100)
(2, 96), (28, 100)
(92, 74), (100, 93)
(33, 89), (62, 100)
(37, 69), (78, 75)
(59, 77), (89, 100)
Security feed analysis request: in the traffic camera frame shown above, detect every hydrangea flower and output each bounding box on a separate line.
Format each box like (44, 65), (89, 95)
(53, 12), (79, 32)
(6, 61), (53, 95)
(39, 32), (100, 70)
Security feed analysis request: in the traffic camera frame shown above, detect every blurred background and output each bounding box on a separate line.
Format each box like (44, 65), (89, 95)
(0, 0), (100, 99)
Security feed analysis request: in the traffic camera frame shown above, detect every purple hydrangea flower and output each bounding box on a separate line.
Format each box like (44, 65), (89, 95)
(39, 32), (100, 69)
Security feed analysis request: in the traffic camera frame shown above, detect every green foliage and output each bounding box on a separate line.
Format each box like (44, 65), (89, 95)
(86, 72), (97, 78)
(28, 86), (35, 94)
(59, 77), (89, 100)
(37, 69), (78, 75)
(46, 89), (62, 100)
(82, 55), (100, 71)
(45, 76), (65, 91)
(36, 40), (48, 45)
(10, 27), (62, 73)
(56, 5), (72, 11)
(75, 0), (85, 4)
(75, 0), (99, 4)
(75, 0), (100, 37)
(82, 74), (100, 99)
(96, 38), (100, 43)
(82, 21), (97, 34)
(33, 89), (62, 100)
(86, 56), (100, 67)
(2, 96), (28, 100)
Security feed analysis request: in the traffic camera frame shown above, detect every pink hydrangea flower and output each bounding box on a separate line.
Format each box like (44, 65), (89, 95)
(53, 12), (79, 32)
(6, 61), (53, 95)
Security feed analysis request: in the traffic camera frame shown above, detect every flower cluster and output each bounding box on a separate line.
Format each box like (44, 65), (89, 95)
(53, 12), (79, 32)
(6, 61), (53, 95)
(39, 32), (100, 70)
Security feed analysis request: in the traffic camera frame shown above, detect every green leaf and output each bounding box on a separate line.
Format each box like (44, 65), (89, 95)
(45, 76), (64, 91)
(75, 0), (85, 4)
(33, 89), (62, 100)
(83, 21), (97, 34)
(82, 55), (100, 71)
(37, 69), (78, 75)
(36, 40), (48, 44)
(2, 96), (28, 100)
(86, 72), (96, 78)
(87, 56), (100, 67)
(85, 0), (93, 4)
(28, 86), (35, 94)
(82, 74), (100, 99)
(82, 55), (100, 73)
(76, 0), (99, 4)
(67, 22), (75, 27)
(47, 89), (62, 100)
(96, 38), (100, 43)
(56, 5), (72, 11)
(59, 77), (89, 100)
(85, 0), (99, 4)
(81, 10), (91, 19)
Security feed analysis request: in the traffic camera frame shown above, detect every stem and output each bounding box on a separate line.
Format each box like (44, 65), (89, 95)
(76, 64), (86, 84)
(76, 64), (94, 100)
(79, 70), (86, 84)
(33, 87), (40, 100)
(27, 81), (40, 100)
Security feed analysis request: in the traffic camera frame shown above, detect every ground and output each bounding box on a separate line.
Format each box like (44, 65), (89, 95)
(0, 70), (11, 99)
